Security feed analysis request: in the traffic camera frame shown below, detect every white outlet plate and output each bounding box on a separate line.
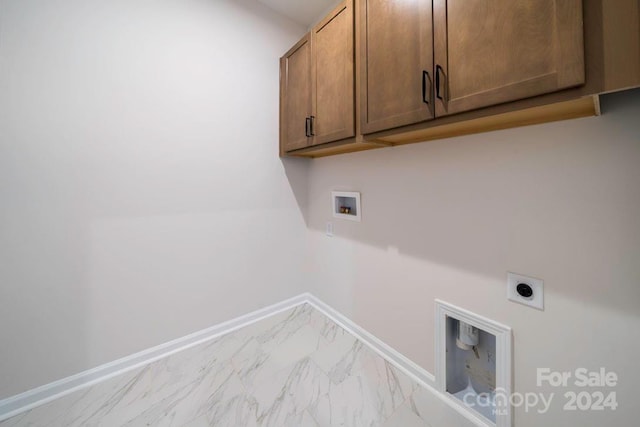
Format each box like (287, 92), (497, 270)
(507, 272), (544, 310)
(325, 222), (333, 237)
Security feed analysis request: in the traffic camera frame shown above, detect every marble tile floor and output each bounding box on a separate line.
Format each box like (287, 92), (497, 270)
(1, 304), (476, 427)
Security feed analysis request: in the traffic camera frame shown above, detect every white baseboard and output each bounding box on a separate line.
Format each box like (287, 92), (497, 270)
(303, 294), (436, 387)
(0, 294), (309, 422)
(0, 293), (487, 427)
(305, 295), (490, 427)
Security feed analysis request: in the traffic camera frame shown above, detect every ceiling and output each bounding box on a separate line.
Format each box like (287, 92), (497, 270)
(257, 0), (340, 27)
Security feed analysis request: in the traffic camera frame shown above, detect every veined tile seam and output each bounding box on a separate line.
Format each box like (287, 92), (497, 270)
(0, 293), (488, 427)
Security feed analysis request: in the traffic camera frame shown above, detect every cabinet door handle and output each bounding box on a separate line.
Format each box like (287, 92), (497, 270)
(310, 116), (315, 136)
(305, 117), (311, 137)
(435, 65), (444, 100)
(422, 70), (430, 105)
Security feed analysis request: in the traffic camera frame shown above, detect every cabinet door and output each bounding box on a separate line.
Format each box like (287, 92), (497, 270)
(312, 1), (355, 145)
(359, 0), (434, 134)
(434, 0), (585, 117)
(280, 34), (312, 153)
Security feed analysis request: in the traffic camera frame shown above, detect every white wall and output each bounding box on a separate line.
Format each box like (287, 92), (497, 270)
(306, 89), (640, 426)
(0, 0), (307, 399)
(2, 2), (639, 425)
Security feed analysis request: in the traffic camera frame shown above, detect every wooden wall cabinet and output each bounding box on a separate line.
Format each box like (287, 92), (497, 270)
(433, 0), (585, 117)
(360, 0), (585, 133)
(359, 0), (434, 134)
(280, 0), (640, 158)
(280, 35), (312, 153)
(280, 0), (356, 155)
